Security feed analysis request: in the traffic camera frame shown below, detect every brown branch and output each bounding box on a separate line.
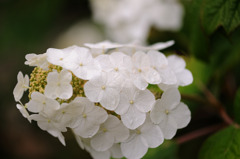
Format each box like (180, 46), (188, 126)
(198, 82), (239, 127)
(181, 94), (206, 104)
(175, 123), (226, 145)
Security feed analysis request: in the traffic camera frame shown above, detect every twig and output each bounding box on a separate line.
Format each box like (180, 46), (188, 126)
(175, 123), (226, 144)
(181, 94), (206, 104)
(198, 83), (238, 127)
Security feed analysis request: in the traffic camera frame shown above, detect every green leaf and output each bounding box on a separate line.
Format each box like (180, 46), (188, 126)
(143, 140), (178, 159)
(201, 0), (240, 35)
(198, 126), (240, 159)
(234, 88), (240, 124)
(208, 27), (240, 78)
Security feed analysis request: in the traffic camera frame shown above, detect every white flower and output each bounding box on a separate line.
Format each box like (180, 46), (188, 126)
(84, 72), (121, 110)
(95, 52), (132, 79)
(72, 97), (108, 138)
(147, 50), (177, 85)
(13, 71), (29, 102)
(62, 46), (100, 80)
(30, 113), (67, 146)
(121, 116), (164, 159)
(158, 55), (193, 90)
(115, 87), (155, 129)
(25, 53), (49, 70)
(44, 69), (73, 100)
(131, 51), (161, 90)
(16, 103), (31, 122)
(150, 88), (191, 139)
(46, 47), (70, 67)
(27, 92), (60, 114)
(53, 101), (84, 128)
(90, 115), (129, 152)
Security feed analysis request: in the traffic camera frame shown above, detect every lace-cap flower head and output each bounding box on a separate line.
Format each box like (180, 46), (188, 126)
(13, 40), (193, 159)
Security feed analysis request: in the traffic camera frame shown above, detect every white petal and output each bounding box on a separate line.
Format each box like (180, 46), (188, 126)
(13, 72), (29, 102)
(59, 84), (73, 99)
(73, 63), (100, 80)
(100, 88), (119, 110)
(121, 135), (148, 159)
(176, 69), (193, 86)
(159, 116), (178, 139)
(73, 133), (85, 149)
(132, 74), (148, 90)
(143, 68), (161, 84)
(158, 67), (177, 85)
(105, 115), (129, 142)
(89, 148), (111, 159)
(121, 106), (146, 129)
(115, 90), (131, 115)
(84, 105), (108, 125)
(148, 40), (175, 50)
(95, 54), (113, 71)
(91, 132), (115, 151)
(57, 132), (66, 146)
(46, 48), (67, 67)
(168, 55), (186, 73)
(161, 87), (181, 110)
(147, 50), (168, 68)
(60, 69), (72, 83)
(150, 99), (167, 124)
(17, 71), (24, 82)
(28, 92), (60, 114)
(141, 121), (164, 148)
(73, 119), (100, 138)
(110, 144), (123, 158)
(171, 102), (191, 129)
(27, 92), (45, 112)
(134, 89), (155, 113)
(84, 78), (105, 102)
(132, 51), (150, 69)
(84, 40), (122, 49)
(16, 104), (31, 122)
(13, 83), (24, 102)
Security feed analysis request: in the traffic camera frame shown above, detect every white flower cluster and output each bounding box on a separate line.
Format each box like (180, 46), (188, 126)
(90, 0), (184, 43)
(13, 40), (192, 159)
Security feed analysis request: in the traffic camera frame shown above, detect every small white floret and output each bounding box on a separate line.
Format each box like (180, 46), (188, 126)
(25, 53), (49, 70)
(44, 69), (73, 100)
(13, 71), (29, 102)
(90, 115), (129, 152)
(150, 88), (191, 139)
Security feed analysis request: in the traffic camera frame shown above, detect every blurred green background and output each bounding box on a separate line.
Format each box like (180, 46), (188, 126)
(1, 0), (240, 159)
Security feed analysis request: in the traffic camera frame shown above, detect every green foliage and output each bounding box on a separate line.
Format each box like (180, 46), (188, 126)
(183, 0), (209, 61)
(234, 88), (240, 124)
(179, 57), (211, 95)
(199, 126), (240, 159)
(143, 141), (178, 159)
(201, 0), (240, 35)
